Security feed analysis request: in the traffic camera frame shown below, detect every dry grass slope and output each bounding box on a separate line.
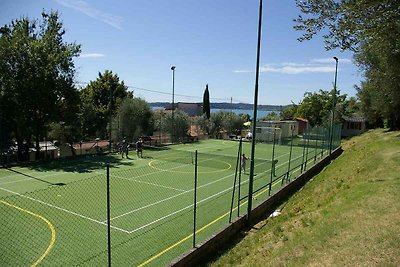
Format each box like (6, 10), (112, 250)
(209, 129), (400, 266)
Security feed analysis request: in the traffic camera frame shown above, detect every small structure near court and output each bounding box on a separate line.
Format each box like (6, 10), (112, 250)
(254, 120), (299, 143)
(59, 139), (109, 157)
(341, 116), (366, 137)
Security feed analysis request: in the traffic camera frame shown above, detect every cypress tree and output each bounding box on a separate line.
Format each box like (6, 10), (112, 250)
(203, 84), (210, 119)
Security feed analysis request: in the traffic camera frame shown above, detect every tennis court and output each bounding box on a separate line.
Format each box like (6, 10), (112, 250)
(0, 134), (334, 266)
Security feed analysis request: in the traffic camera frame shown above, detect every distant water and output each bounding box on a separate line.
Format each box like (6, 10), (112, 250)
(211, 108), (277, 120)
(151, 106), (277, 120)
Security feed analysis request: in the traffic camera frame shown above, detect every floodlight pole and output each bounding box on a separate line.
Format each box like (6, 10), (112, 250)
(247, 0), (263, 225)
(330, 57), (338, 155)
(109, 86), (113, 152)
(171, 66), (176, 144)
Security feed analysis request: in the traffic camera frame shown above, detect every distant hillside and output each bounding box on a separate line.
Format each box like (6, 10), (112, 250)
(150, 102), (288, 111)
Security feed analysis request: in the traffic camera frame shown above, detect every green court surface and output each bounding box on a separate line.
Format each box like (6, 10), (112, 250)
(0, 139), (328, 266)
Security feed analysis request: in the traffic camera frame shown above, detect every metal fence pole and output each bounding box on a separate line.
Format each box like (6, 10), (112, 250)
(314, 127), (318, 163)
(237, 140), (243, 218)
(193, 150), (198, 248)
(247, 0), (263, 226)
(300, 129), (307, 173)
(283, 127), (294, 184)
(106, 163), (111, 267)
(321, 127), (325, 158)
(229, 138), (242, 223)
(269, 129), (276, 195)
(304, 128), (310, 171)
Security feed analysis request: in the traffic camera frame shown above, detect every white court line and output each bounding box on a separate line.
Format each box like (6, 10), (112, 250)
(0, 178), (33, 185)
(105, 149), (257, 222)
(110, 173), (187, 193)
(0, 170), (45, 180)
(125, 158), (286, 234)
(0, 171), (66, 184)
(0, 186), (130, 233)
(105, 162), (247, 224)
(111, 153), (292, 233)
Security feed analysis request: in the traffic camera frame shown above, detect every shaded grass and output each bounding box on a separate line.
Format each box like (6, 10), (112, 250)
(208, 129), (400, 266)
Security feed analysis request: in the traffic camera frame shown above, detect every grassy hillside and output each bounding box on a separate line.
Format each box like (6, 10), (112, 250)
(209, 129), (400, 266)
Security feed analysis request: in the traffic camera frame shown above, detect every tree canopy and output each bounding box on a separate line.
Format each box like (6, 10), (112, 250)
(112, 97), (153, 142)
(0, 11), (81, 158)
(79, 70), (133, 139)
(295, 0), (400, 129)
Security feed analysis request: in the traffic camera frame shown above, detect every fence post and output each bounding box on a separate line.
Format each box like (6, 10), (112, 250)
(229, 138), (242, 223)
(300, 129), (307, 173)
(106, 163), (111, 267)
(283, 127), (294, 184)
(193, 150), (198, 248)
(237, 139), (243, 218)
(304, 128), (310, 171)
(314, 127), (318, 163)
(269, 129), (276, 196)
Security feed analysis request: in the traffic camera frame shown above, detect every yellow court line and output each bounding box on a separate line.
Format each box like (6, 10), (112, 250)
(0, 200), (56, 267)
(138, 178), (281, 266)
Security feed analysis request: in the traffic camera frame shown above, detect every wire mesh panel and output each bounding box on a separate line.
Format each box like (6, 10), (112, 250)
(106, 164), (195, 266)
(0, 126), (342, 266)
(0, 175), (109, 266)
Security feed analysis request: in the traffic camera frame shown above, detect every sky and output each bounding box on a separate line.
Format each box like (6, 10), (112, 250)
(0, 0), (363, 106)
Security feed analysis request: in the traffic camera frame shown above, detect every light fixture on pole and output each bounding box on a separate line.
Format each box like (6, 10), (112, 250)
(330, 57), (339, 155)
(171, 66), (176, 143)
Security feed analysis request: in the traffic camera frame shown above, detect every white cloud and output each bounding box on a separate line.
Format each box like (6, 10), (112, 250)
(55, 0), (123, 29)
(80, 53), (105, 58)
(311, 58), (352, 64)
(233, 70), (253, 73)
(260, 64), (335, 74)
(234, 58), (350, 75)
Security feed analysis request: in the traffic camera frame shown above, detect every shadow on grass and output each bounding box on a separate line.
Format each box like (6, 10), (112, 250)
(16, 153), (135, 173)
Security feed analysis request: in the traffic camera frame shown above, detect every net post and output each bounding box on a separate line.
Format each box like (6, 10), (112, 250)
(106, 163), (111, 267)
(193, 150), (198, 248)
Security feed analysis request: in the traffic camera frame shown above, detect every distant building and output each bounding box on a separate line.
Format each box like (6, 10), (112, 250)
(29, 141), (59, 161)
(164, 102), (203, 117)
(256, 121), (299, 138)
(295, 118), (308, 135)
(342, 116), (366, 137)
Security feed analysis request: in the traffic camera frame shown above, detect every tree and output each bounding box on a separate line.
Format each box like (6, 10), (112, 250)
(294, 0), (400, 129)
(0, 11), (81, 159)
(112, 97), (153, 142)
(207, 110), (245, 138)
(262, 111), (280, 121)
(222, 112), (246, 135)
(203, 84), (211, 119)
(193, 114), (211, 136)
(209, 111), (225, 138)
(161, 109), (190, 142)
(295, 89), (348, 127)
(280, 104), (298, 120)
(80, 70), (133, 139)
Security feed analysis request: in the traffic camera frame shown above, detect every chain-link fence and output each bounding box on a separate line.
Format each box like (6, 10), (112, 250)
(0, 124), (341, 266)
